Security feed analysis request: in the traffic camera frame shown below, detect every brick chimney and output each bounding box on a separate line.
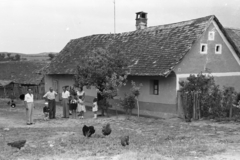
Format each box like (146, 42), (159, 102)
(136, 11), (147, 30)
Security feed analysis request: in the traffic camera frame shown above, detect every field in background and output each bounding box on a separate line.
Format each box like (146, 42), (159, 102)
(0, 52), (58, 61)
(1, 99), (240, 160)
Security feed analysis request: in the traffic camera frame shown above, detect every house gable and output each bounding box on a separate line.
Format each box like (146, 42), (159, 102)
(175, 21), (240, 74)
(174, 20), (240, 90)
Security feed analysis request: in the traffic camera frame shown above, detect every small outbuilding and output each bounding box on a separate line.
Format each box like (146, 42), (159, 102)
(0, 61), (47, 99)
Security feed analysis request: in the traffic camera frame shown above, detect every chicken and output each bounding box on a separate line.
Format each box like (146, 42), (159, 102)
(82, 125), (95, 137)
(120, 135), (129, 146)
(102, 123), (111, 136)
(11, 102), (16, 108)
(7, 140), (26, 149)
(19, 94), (25, 101)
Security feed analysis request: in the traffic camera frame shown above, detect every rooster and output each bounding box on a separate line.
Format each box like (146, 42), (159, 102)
(102, 123), (111, 136)
(7, 140), (26, 149)
(82, 125), (95, 137)
(120, 135), (129, 146)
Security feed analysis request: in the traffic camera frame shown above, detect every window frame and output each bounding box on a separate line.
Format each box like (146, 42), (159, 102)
(200, 43), (208, 54)
(152, 80), (159, 95)
(208, 31), (215, 41)
(215, 44), (222, 54)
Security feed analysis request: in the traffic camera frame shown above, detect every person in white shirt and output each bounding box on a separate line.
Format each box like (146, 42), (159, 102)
(24, 88), (34, 125)
(61, 86), (70, 118)
(43, 87), (58, 119)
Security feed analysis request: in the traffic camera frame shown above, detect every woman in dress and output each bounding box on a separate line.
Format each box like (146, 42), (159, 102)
(78, 87), (85, 100)
(77, 96), (86, 118)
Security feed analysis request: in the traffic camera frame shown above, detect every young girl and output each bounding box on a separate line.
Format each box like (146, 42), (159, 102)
(77, 96), (86, 119)
(69, 95), (78, 118)
(92, 97), (98, 119)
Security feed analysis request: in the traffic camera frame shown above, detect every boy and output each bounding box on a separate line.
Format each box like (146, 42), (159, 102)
(43, 101), (50, 120)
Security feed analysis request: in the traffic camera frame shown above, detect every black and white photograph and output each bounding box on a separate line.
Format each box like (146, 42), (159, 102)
(1, 0), (240, 159)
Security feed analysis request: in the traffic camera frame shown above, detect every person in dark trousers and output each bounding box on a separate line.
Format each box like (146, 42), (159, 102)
(97, 88), (106, 116)
(43, 87), (58, 119)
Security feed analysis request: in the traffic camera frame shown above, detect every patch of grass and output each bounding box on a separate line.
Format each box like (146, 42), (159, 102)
(0, 101), (239, 160)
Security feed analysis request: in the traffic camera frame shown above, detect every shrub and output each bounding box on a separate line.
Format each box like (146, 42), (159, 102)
(120, 81), (142, 117)
(121, 93), (136, 111)
(179, 72), (239, 119)
(201, 84), (222, 118)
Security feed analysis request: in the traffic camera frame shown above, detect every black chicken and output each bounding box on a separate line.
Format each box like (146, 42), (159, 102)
(102, 123), (111, 136)
(7, 140), (26, 149)
(82, 125), (95, 137)
(120, 135), (129, 146)
(19, 94), (25, 101)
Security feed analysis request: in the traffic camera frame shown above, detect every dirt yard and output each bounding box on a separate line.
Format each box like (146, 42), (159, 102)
(1, 99), (240, 160)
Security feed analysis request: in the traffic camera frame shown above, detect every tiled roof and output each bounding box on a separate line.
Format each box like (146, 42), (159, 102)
(46, 15), (217, 76)
(225, 28), (240, 52)
(0, 61), (47, 85)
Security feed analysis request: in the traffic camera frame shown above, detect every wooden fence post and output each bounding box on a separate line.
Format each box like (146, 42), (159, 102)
(193, 92), (196, 119)
(177, 91), (184, 118)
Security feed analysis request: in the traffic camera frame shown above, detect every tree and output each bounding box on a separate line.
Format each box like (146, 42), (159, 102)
(74, 47), (130, 116)
(0, 53), (5, 61)
(120, 81), (142, 118)
(48, 53), (55, 60)
(7, 53), (11, 59)
(14, 54), (21, 61)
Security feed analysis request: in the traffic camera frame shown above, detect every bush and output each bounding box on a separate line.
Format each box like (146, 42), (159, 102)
(121, 93), (136, 110)
(201, 84), (222, 118)
(120, 81), (142, 117)
(180, 72), (240, 119)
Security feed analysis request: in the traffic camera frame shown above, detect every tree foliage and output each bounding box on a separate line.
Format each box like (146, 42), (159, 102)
(48, 53), (55, 60)
(75, 48), (129, 90)
(0, 53), (21, 61)
(14, 54), (21, 61)
(74, 48), (130, 114)
(179, 72), (215, 93)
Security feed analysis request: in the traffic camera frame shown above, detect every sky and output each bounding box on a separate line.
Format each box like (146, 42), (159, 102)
(0, 0), (240, 54)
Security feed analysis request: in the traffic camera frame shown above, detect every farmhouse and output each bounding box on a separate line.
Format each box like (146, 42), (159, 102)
(44, 12), (240, 118)
(0, 61), (47, 99)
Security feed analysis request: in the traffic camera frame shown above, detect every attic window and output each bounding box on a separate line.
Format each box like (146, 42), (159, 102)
(215, 44), (222, 54)
(200, 44), (208, 54)
(208, 31), (215, 40)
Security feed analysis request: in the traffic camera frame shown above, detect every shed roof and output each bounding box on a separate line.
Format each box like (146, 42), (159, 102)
(0, 61), (47, 85)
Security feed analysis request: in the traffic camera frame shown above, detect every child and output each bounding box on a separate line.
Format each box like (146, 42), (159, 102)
(43, 101), (50, 120)
(92, 97), (98, 119)
(77, 96), (86, 119)
(69, 95), (78, 118)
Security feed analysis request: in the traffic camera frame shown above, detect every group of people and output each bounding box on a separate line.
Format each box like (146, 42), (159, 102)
(24, 86), (99, 125)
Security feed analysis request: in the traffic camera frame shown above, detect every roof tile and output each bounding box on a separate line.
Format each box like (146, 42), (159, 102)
(46, 15), (215, 76)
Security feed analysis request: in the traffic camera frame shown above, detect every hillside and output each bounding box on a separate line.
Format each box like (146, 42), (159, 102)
(0, 52), (58, 61)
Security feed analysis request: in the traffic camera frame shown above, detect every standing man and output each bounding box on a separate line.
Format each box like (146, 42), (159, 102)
(24, 88), (34, 125)
(61, 86), (70, 118)
(97, 88), (105, 116)
(43, 87), (58, 119)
